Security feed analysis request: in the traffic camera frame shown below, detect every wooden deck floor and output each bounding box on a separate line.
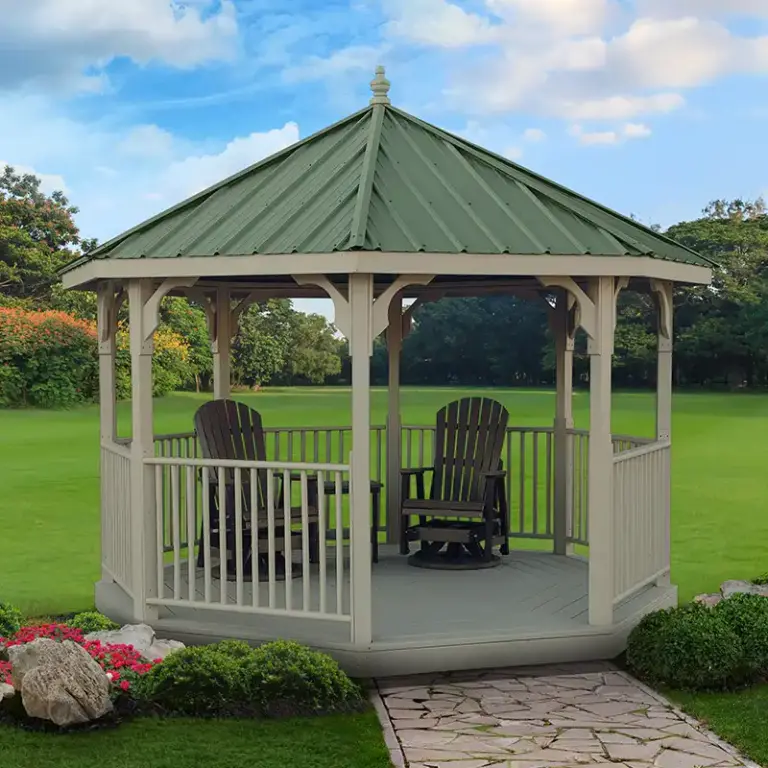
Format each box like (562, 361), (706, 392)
(158, 545), (661, 648)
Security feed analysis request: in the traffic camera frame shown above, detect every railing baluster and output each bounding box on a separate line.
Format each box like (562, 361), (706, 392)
(301, 471), (310, 612)
(234, 467), (244, 606)
(250, 468), (259, 608)
(318, 470), (327, 615)
(171, 464), (181, 600)
(218, 467), (227, 604)
(532, 431), (539, 535)
(335, 471), (344, 616)
(202, 470), (212, 603)
(186, 465), (196, 602)
(518, 432), (526, 534)
(155, 465), (164, 601)
(283, 469), (293, 609)
(267, 469), (277, 609)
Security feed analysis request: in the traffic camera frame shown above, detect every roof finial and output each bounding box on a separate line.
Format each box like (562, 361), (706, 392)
(370, 65), (391, 106)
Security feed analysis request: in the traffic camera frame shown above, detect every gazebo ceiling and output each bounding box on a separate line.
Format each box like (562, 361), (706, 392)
(64, 68), (712, 277)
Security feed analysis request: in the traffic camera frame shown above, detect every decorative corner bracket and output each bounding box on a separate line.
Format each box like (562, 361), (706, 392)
(372, 275), (434, 339)
(293, 274), (435, 343)
(614, 276), (629, 332)
(97, 281), (125, 352)
(537, 276), (596, 339)
(143, 277), (198, 342)
(650, 279), (673, 350)
(293, 275), (352, 338)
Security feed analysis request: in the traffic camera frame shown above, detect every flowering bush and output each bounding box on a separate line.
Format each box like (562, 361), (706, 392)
(0, 307), (98, 407)
(0, 623), (160, 695)
(115, 324), (195, 398)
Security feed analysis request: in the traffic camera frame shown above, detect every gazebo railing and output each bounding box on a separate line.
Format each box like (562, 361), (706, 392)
(100, 441), (133, 596)
(148, 424), (651, 554)
(144, 455), (353, 624)
(612, 439), (672, 604)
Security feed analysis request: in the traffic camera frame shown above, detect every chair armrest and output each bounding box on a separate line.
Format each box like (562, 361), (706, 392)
(400, 467), (433, 476)
(480, 470), (507, 479)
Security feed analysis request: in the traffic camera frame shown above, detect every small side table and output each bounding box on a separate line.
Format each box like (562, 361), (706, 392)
(290, 475), (384, 563)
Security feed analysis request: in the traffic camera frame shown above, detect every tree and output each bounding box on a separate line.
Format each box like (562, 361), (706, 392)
(0, 165), (93, 305)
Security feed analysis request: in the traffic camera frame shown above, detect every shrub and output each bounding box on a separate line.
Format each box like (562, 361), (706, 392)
(115, 325), (195, 399)
(714, 594), (768, 677)
(141, 643), (251, 716)
(67, 611), (120, 634)
(0, 602), (22, 642)
(626, 604), (746, 691)
(0, 307), (98, 407)
(141, 639), (363, 718)
(248, 640), (363, 716)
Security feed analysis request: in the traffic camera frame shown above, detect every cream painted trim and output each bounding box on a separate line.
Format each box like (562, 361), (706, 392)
(370, 275), (433, 338)
(538, 276), (597, 339)
(142, 277), (197, 342)
(62, 252), (713, 289)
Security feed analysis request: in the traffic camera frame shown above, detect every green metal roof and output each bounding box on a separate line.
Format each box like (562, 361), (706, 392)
(70, 80), (712, 270)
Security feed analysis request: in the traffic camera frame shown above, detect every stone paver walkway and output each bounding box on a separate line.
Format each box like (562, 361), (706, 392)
(373, 663), (755, 768)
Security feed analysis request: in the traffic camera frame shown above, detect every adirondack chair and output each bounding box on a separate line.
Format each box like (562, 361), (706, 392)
(400, 397), (510, 568)
(193, 399), (320, 579)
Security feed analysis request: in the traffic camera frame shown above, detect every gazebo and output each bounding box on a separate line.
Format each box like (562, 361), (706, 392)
(62, 68), (713, 677)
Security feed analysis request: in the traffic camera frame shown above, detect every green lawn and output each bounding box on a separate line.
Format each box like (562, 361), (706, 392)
(2, 386), (768, 614)
(2, 386), (768, 765)
(0, 711), (391, 768)
(669, 687), (768, 766)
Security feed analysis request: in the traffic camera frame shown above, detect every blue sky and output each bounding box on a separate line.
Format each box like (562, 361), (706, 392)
(2, 0), (767, 318)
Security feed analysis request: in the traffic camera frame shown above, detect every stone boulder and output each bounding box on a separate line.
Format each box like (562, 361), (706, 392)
(85, 623), (185, 661)
(0, 682), (13, 700)
(721, 580), (768, 599)
(8, 639), (112, 727)
(694, 593), (722, 608)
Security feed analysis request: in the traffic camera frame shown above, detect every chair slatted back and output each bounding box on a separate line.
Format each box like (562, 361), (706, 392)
(194, 399), (268, 508)
(431, 397), (509, 503)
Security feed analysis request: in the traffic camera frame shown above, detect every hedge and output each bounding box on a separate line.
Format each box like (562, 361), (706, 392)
(0, 307), (195, 407)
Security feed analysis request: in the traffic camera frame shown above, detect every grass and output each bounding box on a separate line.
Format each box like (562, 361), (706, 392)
(3, 386), (768, 766)
(0, 711), (392, 768)
(669, 687), (768, 766)
(3, 386), (768, 614)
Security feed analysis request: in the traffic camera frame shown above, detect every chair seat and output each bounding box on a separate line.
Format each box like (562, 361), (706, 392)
(211, 506), (319, 531)
(402, 498), (486, 516)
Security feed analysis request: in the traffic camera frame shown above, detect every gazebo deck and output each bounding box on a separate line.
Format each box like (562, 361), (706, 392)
(144, 546), (674, 676)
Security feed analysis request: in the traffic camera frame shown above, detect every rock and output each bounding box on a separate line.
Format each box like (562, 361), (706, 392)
(0, 682), (14, 700)
(8, 639), (112, 727)
(85, 623), (184, 661)
(720, 580), (768, 599)
(146, 639), (185, 661)
(694, 593), (722, 608)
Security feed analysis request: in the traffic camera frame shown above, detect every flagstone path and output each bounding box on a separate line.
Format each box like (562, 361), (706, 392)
(372, 662), (756, 768)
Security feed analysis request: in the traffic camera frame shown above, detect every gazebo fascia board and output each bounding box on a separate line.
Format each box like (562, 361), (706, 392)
(61, 251), (713, 291)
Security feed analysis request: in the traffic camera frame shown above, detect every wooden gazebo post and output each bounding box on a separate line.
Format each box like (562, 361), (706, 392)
(587, 276), (618, 626)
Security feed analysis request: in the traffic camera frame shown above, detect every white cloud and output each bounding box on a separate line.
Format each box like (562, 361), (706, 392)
(636, 0), (768, 18)
(282, 45), (385, 84)
(156, 124), (300, 201)
(118, 125), (177, 158)
(385, 0), (768, 123)
(523, 128), (546, 142)
(559, 93), (685, 120)
(0, 0), (238, 92)
(0, 94), (300, 243)
(623, 122), (652, 139)
(568, 125), (619, 145)
(568, 121), (652, 146)
(503, 146), (523, 160)
(486, 0), (611, 36)
(383, 0), (500, 47)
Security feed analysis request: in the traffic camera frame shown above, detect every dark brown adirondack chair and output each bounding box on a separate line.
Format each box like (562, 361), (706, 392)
(194, 399), (319, 579)
(400, 397), (510, 568)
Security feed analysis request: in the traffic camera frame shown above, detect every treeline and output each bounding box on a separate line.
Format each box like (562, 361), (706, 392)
(2, 163), (768, 407)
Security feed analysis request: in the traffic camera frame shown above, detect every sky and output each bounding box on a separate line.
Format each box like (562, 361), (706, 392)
(2, 0), (768, 320)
